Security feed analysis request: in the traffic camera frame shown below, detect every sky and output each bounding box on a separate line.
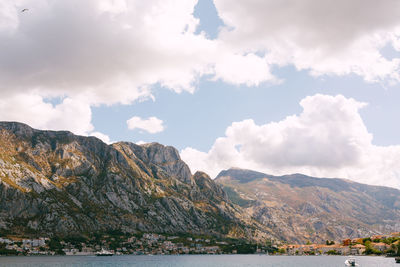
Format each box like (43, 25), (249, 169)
(1, 0), (400, 189)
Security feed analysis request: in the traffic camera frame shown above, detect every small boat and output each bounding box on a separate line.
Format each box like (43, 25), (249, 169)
(96, 248), (114, 256)
(344, 257), (359, 266)
(395, 256), (400, 263)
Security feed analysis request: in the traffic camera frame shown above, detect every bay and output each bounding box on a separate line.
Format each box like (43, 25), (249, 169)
(0, 255), (396, 267)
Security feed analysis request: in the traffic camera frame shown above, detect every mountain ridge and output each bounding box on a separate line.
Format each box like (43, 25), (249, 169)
(215, 168), (400, 243)
(0, 122), (270, 240)
(1, 122), (400, 244)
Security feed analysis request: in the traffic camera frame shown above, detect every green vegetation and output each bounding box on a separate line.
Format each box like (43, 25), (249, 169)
(326, 250), (341, 255)
(362, 237), (371, 244)
(363, 241), (382, 255)
(0, 243), (18, 255)
(48, 237), (65, 255)
(221, 243), (257, 254)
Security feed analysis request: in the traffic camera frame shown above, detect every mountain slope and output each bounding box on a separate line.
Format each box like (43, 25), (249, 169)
(0, 122), (265, 239)
(216, 168), (400, 243)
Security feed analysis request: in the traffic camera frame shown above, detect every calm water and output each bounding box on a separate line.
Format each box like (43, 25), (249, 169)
(0, 255), (396, 267)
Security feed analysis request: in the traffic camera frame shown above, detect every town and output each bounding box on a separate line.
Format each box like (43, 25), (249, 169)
(278, 232), (400, 256)
(1, 232), (399, 257)
(0, 232), (267, 256)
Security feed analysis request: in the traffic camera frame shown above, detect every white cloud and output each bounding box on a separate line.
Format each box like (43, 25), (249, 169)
(0, 0), (214, 104)
(127, 116), (164, 134)
(214, 0), (400, 83)
(1, 0), (275, 134)
(136, 140), (147, 145)
(0, 0), (214, 134)
(90, 132), (112, 144)
(1, 0), (400, 148)
(181, 94), (400, 189)
(0, 94), (94, 135)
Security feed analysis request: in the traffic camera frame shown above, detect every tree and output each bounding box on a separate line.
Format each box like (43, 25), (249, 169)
(396, 242), (400, 256)
(363, 241), (382, 255)
(326, 250), (340, 255)
(48, 237), (65, 255)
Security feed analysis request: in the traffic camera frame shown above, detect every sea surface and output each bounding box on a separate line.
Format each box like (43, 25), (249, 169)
(0, 255), (396, 267)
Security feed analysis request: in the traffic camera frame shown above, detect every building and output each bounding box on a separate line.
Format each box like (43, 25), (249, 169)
(372, 242), (390, 252)
(342, 239), (351, 246)
(350, 244), (365, 255)
(352, 238), (364, 244)
(319, 244), (350, 255)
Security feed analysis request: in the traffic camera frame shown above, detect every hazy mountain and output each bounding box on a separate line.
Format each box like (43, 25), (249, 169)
(216, 168), (400, 243)
(0, 122), (269, 239)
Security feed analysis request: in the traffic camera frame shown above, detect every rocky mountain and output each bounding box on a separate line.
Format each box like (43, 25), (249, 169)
(3, 122), (399, 244)
(0, 122), (268, 239)
(216, 168), (400, 243)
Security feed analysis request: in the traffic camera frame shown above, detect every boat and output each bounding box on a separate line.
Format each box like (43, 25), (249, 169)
(395, 256), (400, 263)
(96, 248), (114, 256)
(344, 257), (359, 266)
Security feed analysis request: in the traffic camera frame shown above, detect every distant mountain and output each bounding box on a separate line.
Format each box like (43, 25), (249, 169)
(0, 122), (269, 239)
(216, 168), (400, 243)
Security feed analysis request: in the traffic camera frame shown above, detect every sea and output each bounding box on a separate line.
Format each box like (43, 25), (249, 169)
(0, 255), (396, 267)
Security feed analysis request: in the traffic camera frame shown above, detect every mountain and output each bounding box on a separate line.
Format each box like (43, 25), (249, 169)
(216, 168), (400, 243)
(0, 122), (267, 239)
(3, 122), (398, 244)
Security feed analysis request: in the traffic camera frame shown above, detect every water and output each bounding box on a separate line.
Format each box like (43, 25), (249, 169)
(0, 255), (396, 267)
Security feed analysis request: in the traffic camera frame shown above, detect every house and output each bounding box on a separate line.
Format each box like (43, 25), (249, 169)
(279, 244), (301, 255)
(320, 245), (335, 254)
(351, 238), (364, 244)
(372, 242), (390, 252)
(350, 244), (365, 255)
(205, 246), (219, 254)
(342, 239), (351, 246)
(320, 244), (350, 255)
(0, 238), (12, 244)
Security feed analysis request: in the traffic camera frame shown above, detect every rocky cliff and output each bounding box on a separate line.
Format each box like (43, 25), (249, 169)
(0, 122), (264, 239)
(216, 168), (400, 243)
(3, 122), (398, 244)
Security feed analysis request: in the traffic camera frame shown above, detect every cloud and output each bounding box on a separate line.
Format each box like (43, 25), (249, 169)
(1, 0), (276, 135)
(90, 132), (112, 144)
(127, 116), (164, 134)
(181, 94), (400, 189)
(0, 0), (214, 135)
(136, 140), (147, 145)
(0, 0), (213, 103)
(2, 0), (400, 145)
(0, 93), (94, 135)
(214, 0), (400, 83)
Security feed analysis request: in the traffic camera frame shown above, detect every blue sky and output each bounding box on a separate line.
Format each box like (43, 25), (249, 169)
(1, 0), (400, 188)
(92, 66), (400, 150)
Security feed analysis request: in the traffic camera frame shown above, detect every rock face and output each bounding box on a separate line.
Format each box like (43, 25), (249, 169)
(216, 168), (400, 243)
(0, 122), (263, 238)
